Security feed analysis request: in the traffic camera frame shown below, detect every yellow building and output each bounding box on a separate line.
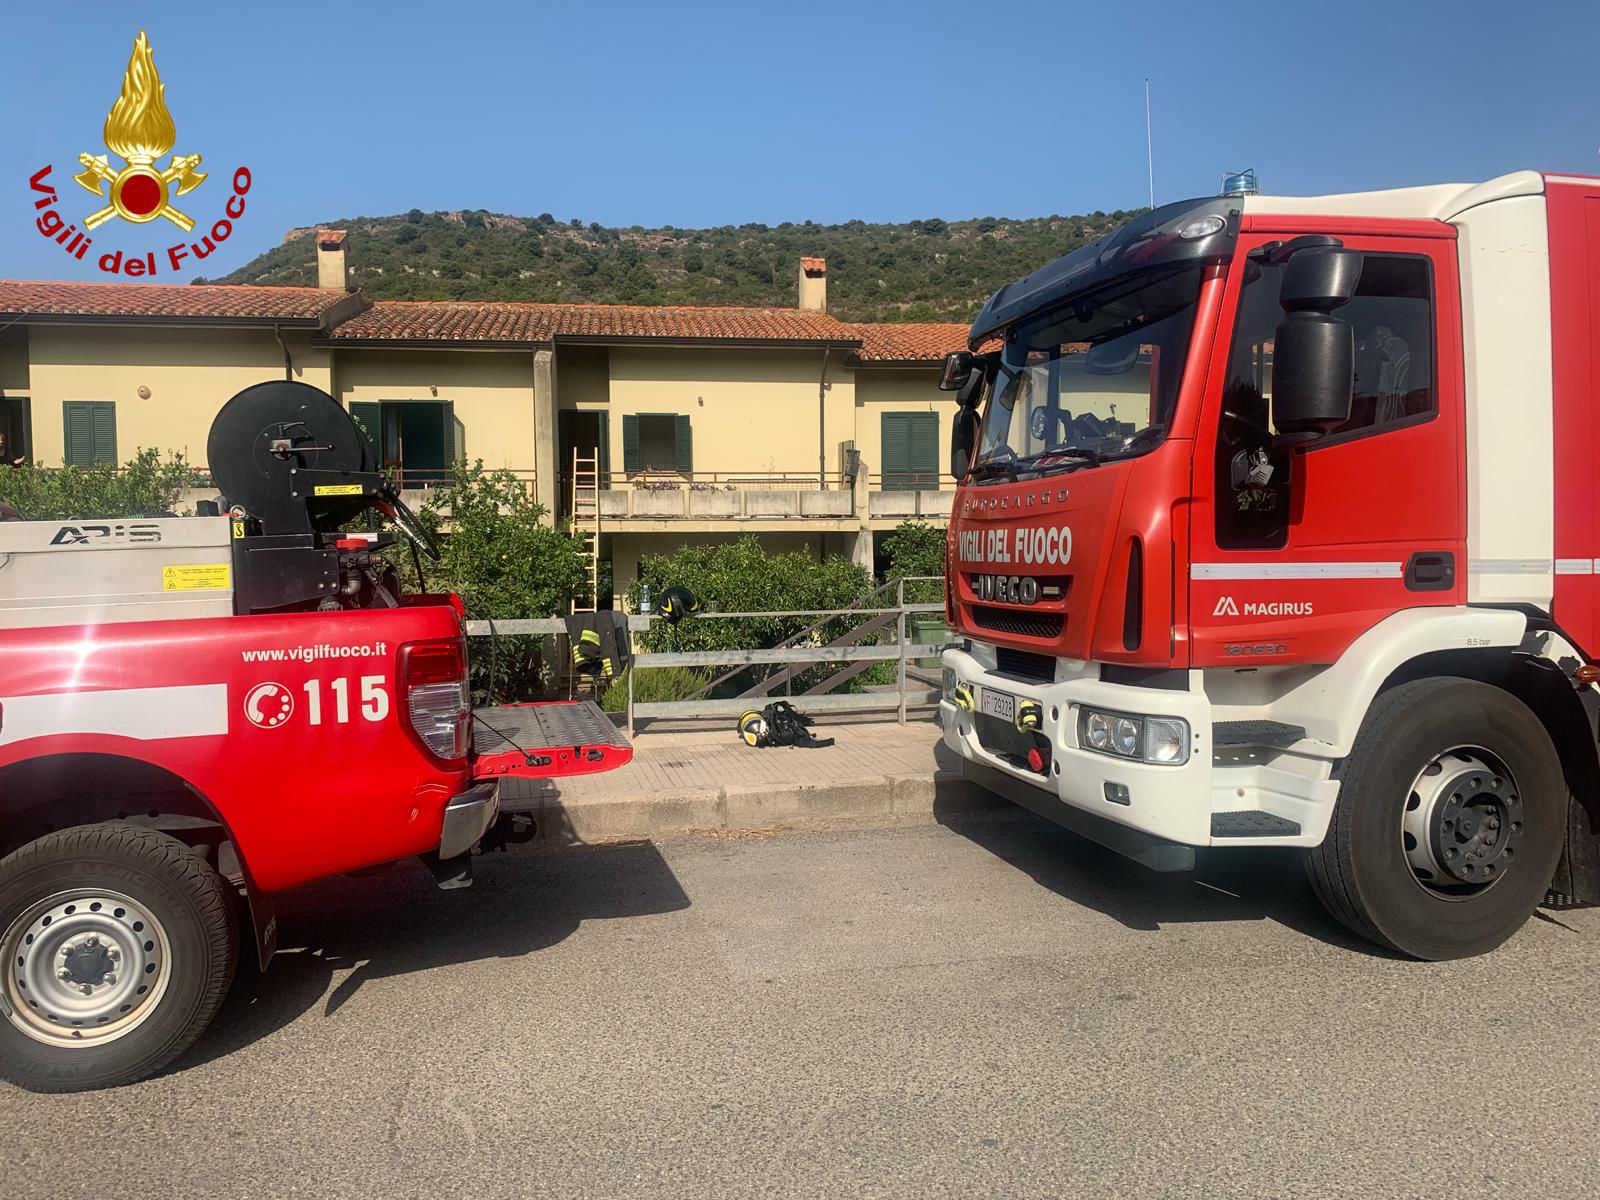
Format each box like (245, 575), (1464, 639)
(0, 234), (965, 601)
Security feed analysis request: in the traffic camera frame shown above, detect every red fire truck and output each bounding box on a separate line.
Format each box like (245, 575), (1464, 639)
(938, 170), (1600, 960)
(0, 381), (630, 1091)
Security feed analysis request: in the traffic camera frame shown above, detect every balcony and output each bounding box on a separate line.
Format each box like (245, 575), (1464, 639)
(866, 473), (954, 522)
(592, 471), (855, 523)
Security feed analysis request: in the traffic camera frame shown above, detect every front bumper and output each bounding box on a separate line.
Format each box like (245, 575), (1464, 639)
(939, 645), (1337, 849)
(438, 779), (500, 859)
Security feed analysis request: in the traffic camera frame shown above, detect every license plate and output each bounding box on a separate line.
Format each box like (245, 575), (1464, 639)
(979, 687), (1015, 722)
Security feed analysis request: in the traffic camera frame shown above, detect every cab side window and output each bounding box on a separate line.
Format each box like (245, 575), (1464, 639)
(1215, 252), (1436, 548)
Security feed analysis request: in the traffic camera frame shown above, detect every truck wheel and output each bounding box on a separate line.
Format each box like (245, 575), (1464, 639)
(1307, 677), (1566, 960)
(0, 823), (237, 1092)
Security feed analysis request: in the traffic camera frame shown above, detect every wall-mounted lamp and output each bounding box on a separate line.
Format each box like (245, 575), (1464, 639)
(136, 385), (151, 400)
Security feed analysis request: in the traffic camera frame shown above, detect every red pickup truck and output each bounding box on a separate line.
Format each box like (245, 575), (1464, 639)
(0, 381), (630, 1091)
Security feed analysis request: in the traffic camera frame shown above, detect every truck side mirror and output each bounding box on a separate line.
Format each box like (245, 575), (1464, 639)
(938, 351), (975, 392)
(951, 405), (979, 481)
(1271, 248), (1362, 443)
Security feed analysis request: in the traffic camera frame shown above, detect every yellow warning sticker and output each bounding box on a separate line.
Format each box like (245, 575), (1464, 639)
(314, 484), (363, 496)
(231, 520), (246, 539)
(162, 563), (232, 592)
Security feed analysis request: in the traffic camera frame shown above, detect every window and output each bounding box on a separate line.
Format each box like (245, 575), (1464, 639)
(1215, 253), (1436, 547)
(0, 396), (30, 466)
(347, 400), (457, 487)
(881, 411), (939, 490)
(1222, 253), (1435, 440)
(63, 401), (116, 467)
(622, 413), (691, 475)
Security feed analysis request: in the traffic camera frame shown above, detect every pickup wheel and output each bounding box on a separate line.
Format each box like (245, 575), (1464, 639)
(1306, 677), (1565, 960)
(0, 823), (237, 1092)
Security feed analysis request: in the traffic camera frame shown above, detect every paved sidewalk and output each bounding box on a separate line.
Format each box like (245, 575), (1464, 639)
(499, 712), (1001, 844)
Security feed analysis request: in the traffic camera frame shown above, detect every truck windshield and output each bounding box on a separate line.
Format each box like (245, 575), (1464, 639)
(974, 265), (1205, 476)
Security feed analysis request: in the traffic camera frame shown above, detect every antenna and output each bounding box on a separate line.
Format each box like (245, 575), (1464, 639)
(1144, 78), (1155, 211)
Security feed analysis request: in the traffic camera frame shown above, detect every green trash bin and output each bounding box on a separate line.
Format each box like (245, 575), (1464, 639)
(908, 613), (954, 669)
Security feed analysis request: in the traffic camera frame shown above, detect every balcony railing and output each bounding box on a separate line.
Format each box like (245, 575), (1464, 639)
(589, 469), (855, 520)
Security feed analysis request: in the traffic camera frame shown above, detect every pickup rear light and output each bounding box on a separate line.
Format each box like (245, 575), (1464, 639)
(398, 638), (470, 765)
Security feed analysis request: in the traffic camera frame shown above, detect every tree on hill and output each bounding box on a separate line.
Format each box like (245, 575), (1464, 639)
(207, 205), (1144, 323)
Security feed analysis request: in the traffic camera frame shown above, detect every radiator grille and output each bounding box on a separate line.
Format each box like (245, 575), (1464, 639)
(970, 605), (1064, 640)
(994, 646), (1056, 683)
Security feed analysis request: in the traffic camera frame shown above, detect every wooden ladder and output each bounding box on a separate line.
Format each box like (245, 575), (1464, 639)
(570, 447), (601, 613)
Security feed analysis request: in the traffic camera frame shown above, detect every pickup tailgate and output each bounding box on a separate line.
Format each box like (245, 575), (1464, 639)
(470, 700), (632, 780)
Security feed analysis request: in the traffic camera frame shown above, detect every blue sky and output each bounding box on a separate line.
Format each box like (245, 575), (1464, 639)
(6, 0), (1598, 282)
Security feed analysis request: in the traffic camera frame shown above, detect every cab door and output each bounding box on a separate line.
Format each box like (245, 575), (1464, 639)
(1188, 229), (1465, 667)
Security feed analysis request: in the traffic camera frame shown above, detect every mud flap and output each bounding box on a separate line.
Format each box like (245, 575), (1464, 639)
(1545, 795), (1600, 908)
(245, 880), (278, 971)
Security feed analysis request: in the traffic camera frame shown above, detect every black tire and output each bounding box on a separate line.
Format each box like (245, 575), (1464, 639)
(1307, 677), (1566, 960)
(0, 823), (237, 1092)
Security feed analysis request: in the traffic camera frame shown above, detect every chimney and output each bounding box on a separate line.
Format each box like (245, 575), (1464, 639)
(316, 228), (350, 290)
(798, 256), (827, 312)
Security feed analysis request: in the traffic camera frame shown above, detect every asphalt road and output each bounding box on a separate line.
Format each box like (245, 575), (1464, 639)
(3, 810), (1597, 1200)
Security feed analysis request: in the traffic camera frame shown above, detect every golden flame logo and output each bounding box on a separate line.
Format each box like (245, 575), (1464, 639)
(104, 30), (176, 161)
(72, 31), (206, 232)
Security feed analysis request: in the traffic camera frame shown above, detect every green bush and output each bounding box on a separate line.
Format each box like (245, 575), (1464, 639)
(882, 520), (947, 605)
(599, 665), (709, 713)
(625, 537), (874, 696)
(418, 461), (588, 701)
(626, 536), (872, 654)
(0, 449), (193, 520)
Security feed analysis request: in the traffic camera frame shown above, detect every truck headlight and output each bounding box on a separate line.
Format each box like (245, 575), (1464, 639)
(1084, 711), (1112, 750)
(1077, 707), (1190, 765)
(942, 668), (957, 700)
(1143, 717), (1189, 764)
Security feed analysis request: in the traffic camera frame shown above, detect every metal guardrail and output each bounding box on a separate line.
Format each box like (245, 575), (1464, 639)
(463, 577), (950, 734)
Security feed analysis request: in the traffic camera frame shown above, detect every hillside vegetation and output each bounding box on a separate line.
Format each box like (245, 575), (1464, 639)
(210, 207), (1144, 323)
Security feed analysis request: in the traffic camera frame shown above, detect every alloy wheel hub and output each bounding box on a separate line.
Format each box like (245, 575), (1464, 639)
(1403, 749), (1523, 894)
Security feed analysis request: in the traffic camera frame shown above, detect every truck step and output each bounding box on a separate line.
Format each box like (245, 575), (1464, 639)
(1212, 720), (1307, 748)
(470, 700), (632, 781)
(1211, 811), (1303, 838)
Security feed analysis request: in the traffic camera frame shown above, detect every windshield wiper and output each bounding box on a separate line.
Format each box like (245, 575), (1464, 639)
(1037, 444), (1102, 465)
(969, 456), (1020, 483)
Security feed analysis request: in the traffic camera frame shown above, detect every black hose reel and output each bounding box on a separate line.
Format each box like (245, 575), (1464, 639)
(207, 380), (438, 614)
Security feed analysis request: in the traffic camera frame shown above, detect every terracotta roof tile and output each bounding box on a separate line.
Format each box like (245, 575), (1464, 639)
(330, 300), (860, 345)
(0, 279), (952, 351)
(329, 301), (554, 343)
(846, 322), (973, 362)
(0, 280), (354, 324)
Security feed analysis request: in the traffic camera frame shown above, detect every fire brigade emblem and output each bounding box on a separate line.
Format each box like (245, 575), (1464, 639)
(244, 682), (295, 730)
(71, 30), (206, 232)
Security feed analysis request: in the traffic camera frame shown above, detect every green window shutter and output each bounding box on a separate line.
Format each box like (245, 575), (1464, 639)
(91, 403), (116, 465)
(881, 412), (911, 490)
(348, 402), (382, 462)
(63, 402), (115, 467)
(622, 413), (641, 473)
(596, 411), (611, 485)
(909, 412), (938, 488)
(439, 400), (457, 467)
(64, 403), (92, 467)
(674, 414), (692, 474)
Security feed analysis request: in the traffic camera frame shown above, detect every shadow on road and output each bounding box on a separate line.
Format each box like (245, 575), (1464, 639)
(174, 840), (689, 1075)
(935, 797), (1383, 956)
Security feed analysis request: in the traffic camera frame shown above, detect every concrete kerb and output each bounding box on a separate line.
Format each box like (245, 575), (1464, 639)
(503, 767), (1009, 849)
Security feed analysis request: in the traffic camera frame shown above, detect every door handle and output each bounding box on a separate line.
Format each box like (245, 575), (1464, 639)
(1404, 551), (1455, 592)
